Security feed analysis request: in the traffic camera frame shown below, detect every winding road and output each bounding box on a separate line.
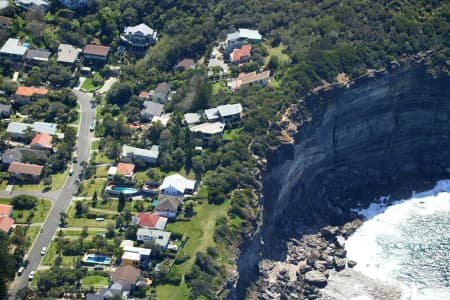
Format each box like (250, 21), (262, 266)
(4, 90), (96, 299)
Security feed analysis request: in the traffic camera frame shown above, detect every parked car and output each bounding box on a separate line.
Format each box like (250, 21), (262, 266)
(18, 267), (24, 276)
(69, 167), (74, 176)
(28, 271), (35, 281)
(41, 246), (47, 255)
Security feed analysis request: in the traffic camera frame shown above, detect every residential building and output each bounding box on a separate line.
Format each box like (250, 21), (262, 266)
(204, 107), (220, 122)
(15, 0), (49, 11)
(83, 44), (111, 62)
(0, 16), (13, 29)
(6, 121), (57, 138)
(116, 162), (135, 181)
(15, 86), (48, 105)
(58, 0), (88, 9)
(133, 213), (167, 230)
(0, 38), (28, 60)
(1, 148), (48, 164)
(121, 23), (157, 51)
(226, 28), (262, 53)
(152, 82), (170, 103)
(229, 44), (251, 64)
(121, 145), (159, 164)
(121, 245), (151, 267)
(155, 194), (183, 218)
(30, 133), (52, 150)
(0, 216), (14, 234)
(160, 173), (197, 196)
(0, 103), (11, 117)
(138, 91), (150, 101)
(0, 204), (13, 217)
(151, 113), (171, 127)
(204, 103), (243, 123)
(8, 162), (43, 181)
(57, 43), (81, 65)
(183, 113), (202, 126)
(141, 100), (164, 121)
(25, 49), (51, 63)
(173, 59), (196, 71)
(190, 122), (225, 142)
(136, 229), (171, 250)
(31, 121), (57, 135)
(228, 70), (270, 91)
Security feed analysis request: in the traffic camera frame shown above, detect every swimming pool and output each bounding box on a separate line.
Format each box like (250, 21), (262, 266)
(83, 254), (111, 265)
(112, 186), (138, 194)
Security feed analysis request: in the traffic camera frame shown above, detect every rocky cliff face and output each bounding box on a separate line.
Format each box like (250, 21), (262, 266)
(263, 61), (450, 239)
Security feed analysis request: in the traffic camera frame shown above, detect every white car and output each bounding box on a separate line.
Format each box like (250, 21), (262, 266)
(41, 246), (47, 255)
(28, 271), (35, 281)
(69, 167), (74, 176)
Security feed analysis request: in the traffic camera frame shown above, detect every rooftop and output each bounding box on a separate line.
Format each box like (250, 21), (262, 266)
(124, 23), (156, 37)
(110, 265), (141, 285)
(83, 44), (111, 57)
(0, 216), (14, 233)
(116, 162), (135, 176)
(25, 49), (51, 62)
(32, 121), (58, 135)
(156, 194), (183, 212)
(160, 173), (196, 194)
(227, 28), (262, 42)
(8, 162), (43, 176)
(0, 38), (28, 56)
(184, 113), (202, 125)
(174, 59), (195, 70)
(217, 103), (243, 118)
(154, 82), (170, 94)
(230, 44), (251, 63)
(190, 122), (225, 135)
(0, 16), (13, 25)
(136, 213), (168, 230)
(122, 145), (159, 160)
(142, 100), (164, 117)
(122, 245), (152, 256)
(30, 133), (52, 148)
(16, 86), (48, 97)
(57, 43), (81, 64)
(239, 70), (270, 84)
(0, 204), (13, 216)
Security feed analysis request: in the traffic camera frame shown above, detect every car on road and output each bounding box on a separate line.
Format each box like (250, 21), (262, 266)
(93, 265), (104, 270)
(69, 166), (74, 176)
(28, 271), (35, 281)
(18, 267), (24, 276)
(41, 246), (47, 255)
(89, 122), (95, 131)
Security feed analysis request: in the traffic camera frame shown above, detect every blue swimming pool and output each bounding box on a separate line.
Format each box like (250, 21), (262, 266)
(84, 254), (111, 265)
(112, 186), (138, 194)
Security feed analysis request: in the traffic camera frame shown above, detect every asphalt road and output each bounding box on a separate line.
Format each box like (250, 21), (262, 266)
(6, 90), (96, 299)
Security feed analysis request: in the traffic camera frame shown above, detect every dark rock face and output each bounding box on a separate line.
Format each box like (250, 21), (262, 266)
(263, 62), (450, 237)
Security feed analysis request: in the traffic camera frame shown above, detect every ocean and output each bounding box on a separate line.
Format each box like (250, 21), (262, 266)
(345, 180), (450, 300)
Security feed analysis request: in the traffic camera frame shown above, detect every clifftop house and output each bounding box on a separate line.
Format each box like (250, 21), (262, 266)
(121, 23), (157, 52)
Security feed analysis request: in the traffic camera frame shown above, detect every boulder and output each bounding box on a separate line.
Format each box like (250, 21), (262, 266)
(334, 258), (346, 271)
(304, 270), (328, 288)
(334, 248), (347, 258)
(348, 259), (357, 268)
(320, 226), (340, 239)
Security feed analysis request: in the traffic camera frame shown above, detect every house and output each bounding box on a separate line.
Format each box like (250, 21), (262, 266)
(121, 145), (159, 164)
(136, 229), (171, 250)
(204, 103), (243, 123)
(8, 162), (43, 181)
(141, 100), (164, 121)
(0, 16), (13, 29)
(230, 44), (251, 65)
(83, 44), (111, 62)
(204, 107), (220, 122)
(152, 82), (170, 103)
(120, 244), (151, 267)
(0, 216), (14, 234)
(58, 0), (88, 9)
(7, 121), (57, 138)
(25, 49), (51, 63)
(31, 121), (57, 135)
(190, 122), (225, 142)
(160, 173), (197, 196)
(115, 162), (135, 181)
(30, 133), (52, 150)
(226, 28), (262, 53)
(0, 38), (28, 60)
(133, 213), (167, 230)
(183, 113), (202, 126)
(138, 91), (150, 101)
(121, 23), (157, 51)
(1, 148), (48, 164)
(15, 86), (48, 105)
(173, 59), (196, 71)
(0, 103), (11, 117)
(110, 265), (141, 292)
(151, 113), (171, 127)
(57, 43), (81, 65)
(15, 0), (49, 11)
(0, 204), (13, 217)
(155, 194), (183, 218)
(228, 70), (270, 91)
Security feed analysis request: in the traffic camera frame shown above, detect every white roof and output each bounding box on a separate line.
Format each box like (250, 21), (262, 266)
(183, 113), (202, 125)
(108, 166), (117, 176)
(122, 251), (141, 261)
(204, 107), (219, 121)
(122, 145), (159, 160)
(57, 43), (81, 63)
(120, 240), (134, 248)
(6, 122), (32, 134)
(0, 38), (27, 56)
(160, 173), (196, 194)
(190, 122), (225, 135)
(6, 121), (57, 135)
(122, 246), (151, 256)
(227, 28), (262, 42)
(152, 113), (171, 127)
(15, 0), (49, 8)
(217, 103), (243, 118)
(137, 229), (171, 248)
(124, 23), (155, 36)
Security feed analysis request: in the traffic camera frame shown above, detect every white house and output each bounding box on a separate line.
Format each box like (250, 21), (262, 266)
(136, 229), (171, 250)
(0, 38), (28, 60)
(189, 122), (225, 142)
(204, 104), (243, 123)
(121, 145), (159, 164)
(226, 28), (262, 53)
(159, 173), (196, 196)
(121, 23), (157, 52)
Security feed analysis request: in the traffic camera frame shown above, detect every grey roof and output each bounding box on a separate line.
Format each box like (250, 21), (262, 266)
(154, 82), (170, 94)
(204, 107), (219, 121)
(6, 122), (57, 135)
(57, 43), (81, 64)
(6, 122), (33, 135)
(183, 113), (202, 125)
(25, 49), (51, 61)
(156, 194), (183, 212)
(0, 103), (11, 113)
(227, 28), (262, 42)
(122, 144), (159, 160)
(2, 149), (22, 162)
(142, 101), (164, 117)
(190, 122), (225, 135)
(136, 228), (171, 248)
(217, 103), (243, 118)
(124, 23), (156, 37)
(0, 38), (27, 56)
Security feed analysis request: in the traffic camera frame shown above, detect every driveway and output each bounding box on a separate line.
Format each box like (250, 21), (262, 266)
(98, 77), (118, 94)
(7, 90), (96, 299)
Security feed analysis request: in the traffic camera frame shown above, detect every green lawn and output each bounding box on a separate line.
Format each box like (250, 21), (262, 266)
(223, 128), (242, 141)
(263, 42), (290, 66)
(0, 198), (51, 223)
(157, 189), (230, 299)
(81, 78), (99, 91)
(81, 275), (110, 287)
(212, 81), (227, 96)
(93, 152), (114, 164)
(91, 140), (100, 151)
(25, 226), (41, 251)
(41, 241), (57, 266)
(80, 178), (107, 197)
(14, 168), (69, 192)
(95, 166), (109, 178)
(0, 180), (8, 190)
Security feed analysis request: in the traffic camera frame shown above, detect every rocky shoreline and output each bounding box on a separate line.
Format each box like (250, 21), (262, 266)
(255, 220), (363, 299)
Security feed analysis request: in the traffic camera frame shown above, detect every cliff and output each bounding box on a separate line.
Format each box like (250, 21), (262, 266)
(263, 57), (450, 238)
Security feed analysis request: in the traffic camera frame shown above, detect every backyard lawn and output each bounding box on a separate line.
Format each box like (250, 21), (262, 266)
(80, 178), (107, 197)
(14, 168), (69, 192)
(81, 275), (110, 288)
(223, 128), (242, 141)
(95, 166), (109, 178)
(81, 78), (99, 91)
(0, 198), (51, 223)
(93, 152), (114, 164)
(263, 42), (290, 65)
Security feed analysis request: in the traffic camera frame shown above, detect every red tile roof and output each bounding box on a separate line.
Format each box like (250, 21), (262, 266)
(8, 162), (43, 176)
(117, 162), (135, 176)
(0, 204), (13, 216)
(230, 44), (251, 63)
(0, 216), (14, 233)
(110, 265), (141, 284)
(16, 86), (48, 97)
(83, 44), (111, 57)
(137, 213), (166, 229)
(31, 133), (53, 149)
(139, 91), (149, 98)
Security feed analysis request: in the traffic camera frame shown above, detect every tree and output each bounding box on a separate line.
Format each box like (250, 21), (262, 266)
(92, 191), (98, 208)
(106, 81), (134, 105)
(192, 80), (212, 111)
(106, 222), (115, 238)
(11, 195), (37, 209)
(81, 226), (88, 239)
(43, 176), (52, 189)
(57, 230), (64, 254)
(118, 193), (126, 212)
(75, 201), (84, 217)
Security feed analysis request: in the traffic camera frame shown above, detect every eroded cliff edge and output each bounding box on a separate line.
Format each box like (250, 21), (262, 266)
(264, 59), (450, 239)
